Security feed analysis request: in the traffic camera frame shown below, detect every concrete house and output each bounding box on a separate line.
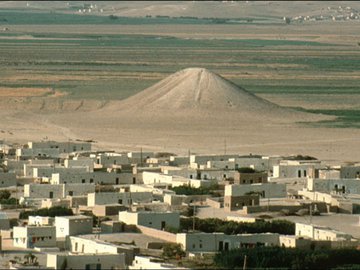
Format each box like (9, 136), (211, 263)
(176, 232), (280, 252)
(119, 211), (180, 230)
(233, 171), (268, 185)
(68, 236), (133, 265)
(0, 172), (16, 187)
(64, 157), (94, 171)
(295, 222), (356, 245)
(130, 256), (186, 270)
(55, 215), (93, 238)
(13, 225), (56, 249)
(273, 160), (323, 178)
(24, 183), (95, 199)
(47, 253), (125, 270)
(27, 141), (91, 153)
(28, 216), (54, 226)
(87, 191), (153, 207)
(50, 171), (133, 185)
(96, 153), (129, 167)
(307, 178), (360, 194)
(0, 212), (10, 230)
(340, 165), (360, 179)
(128, 151), (155, 164)
(224, 183), (286, 211)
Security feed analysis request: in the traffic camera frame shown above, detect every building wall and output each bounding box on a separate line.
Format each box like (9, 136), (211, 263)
(87, 192), (152, 207)
(234, 172), (268, 185)
(0, 172), (16, 187)
(225, 183), (287, 198)
(307, 178), (360, 194)
(24, 183), (95, 199)
(51, 171), (133, 185)
(340, 166), (360, 179)
(273, 164), (314, 178)
(295, 223), (314, 238)
(13, 226), (56, 248)
(55, 216), (93, 238)
(46, 253), (125, 270)
(119, 211), (180, 230)
(176, 232), (279, 252)
(64, 158), (94, 171)
(224, 195), (259, 211)
(28, 141), (91, 153)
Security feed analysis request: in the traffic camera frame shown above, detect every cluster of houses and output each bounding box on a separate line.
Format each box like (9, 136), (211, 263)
(286, 5), (360, 23)
(0, 140), (359, 269)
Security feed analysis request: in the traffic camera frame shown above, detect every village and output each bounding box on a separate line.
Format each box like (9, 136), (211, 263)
(0, 139), (358, 269)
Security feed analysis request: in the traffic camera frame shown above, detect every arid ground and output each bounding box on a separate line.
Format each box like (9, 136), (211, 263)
(0, 1), (359, 163)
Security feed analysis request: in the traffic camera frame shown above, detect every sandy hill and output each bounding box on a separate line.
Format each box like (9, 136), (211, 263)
(108, 67), (324, 122)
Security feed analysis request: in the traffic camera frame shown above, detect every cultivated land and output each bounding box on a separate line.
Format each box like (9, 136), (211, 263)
(0, 1), (359, 162)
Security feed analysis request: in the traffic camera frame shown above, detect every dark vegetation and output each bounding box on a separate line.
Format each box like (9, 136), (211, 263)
(162, 243), (186, 259)
(179, 218), (295, 235)
(285, 154), (317, 160)
(214, 247), (360, 269)
(237, 167), (256, 173)
(19, 206), (73, 219)
(170, 184), (220, 196)
(0, 190), (18, 205)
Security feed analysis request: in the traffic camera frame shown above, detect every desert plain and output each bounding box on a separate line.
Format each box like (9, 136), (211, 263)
(0, 1), (359, 163)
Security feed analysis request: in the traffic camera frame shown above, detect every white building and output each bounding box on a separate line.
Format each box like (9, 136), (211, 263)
(0, 212), (10, 230)
(87, 191), (152, 207)
(13, 225), (56, 248)
(27, 141), (91, 153)
(96, 153), (129, 167)
(307, 178), (360, 194)
(225, 183), (287, 198)
(55, 215), (93, 238)
(46, 253), (125, 269)
(176, 232), (279, 252)
(273, 160), (322, 178)
(28, 216), (53, 226)
(296, 222), (354, 242)
(24, 183), (95, 199)
(0, 172), (16, 187)
(130, 256), (187, 269)
(68, 236), (133, 265)
(340, 165), (360, 179)
(119, 211), (180, 230)
(50, 171), (133, 185)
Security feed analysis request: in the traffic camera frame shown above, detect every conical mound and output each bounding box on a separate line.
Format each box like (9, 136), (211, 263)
(118, 67), (279, 112)
(106, 67), (330, 123)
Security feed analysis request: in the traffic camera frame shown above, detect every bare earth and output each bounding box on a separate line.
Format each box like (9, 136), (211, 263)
(1, 68), (359, 163)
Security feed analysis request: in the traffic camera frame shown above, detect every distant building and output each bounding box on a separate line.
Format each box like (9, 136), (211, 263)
(119, 211), (180, 230)
(55, 215), (93, 238)
(13, 225), (56, 248)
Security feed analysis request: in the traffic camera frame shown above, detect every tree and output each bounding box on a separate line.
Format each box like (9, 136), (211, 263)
(162, 243), (186, 259)
(19, 206), (73, 219)
(0, 190), (11, 200)
(237, 167), (256, 173)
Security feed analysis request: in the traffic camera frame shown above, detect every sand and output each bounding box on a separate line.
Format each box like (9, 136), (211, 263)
(0, 67), (358, 164)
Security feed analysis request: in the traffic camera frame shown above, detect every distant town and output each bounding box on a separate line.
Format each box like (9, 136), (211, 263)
(0, 139), (359, 269)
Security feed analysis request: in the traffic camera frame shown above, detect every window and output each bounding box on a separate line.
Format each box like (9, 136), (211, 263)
(82, 179), (85, 183)
(298, 170), (301, 178)
(304, 170), (307, 177)
(68, 191), (73, 196)
(90, 178), (94, 183)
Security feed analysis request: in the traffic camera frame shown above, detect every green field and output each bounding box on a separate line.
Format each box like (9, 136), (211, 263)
(0, 9), (359, 127)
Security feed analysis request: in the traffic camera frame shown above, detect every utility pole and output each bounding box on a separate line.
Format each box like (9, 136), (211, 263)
(243, 255), (247, 270)
(140, 147), (143, 167)
(192, 204), (196, 231)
